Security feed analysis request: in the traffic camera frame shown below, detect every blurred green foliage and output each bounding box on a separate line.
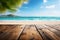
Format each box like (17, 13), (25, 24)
(0, 0), (28, 13)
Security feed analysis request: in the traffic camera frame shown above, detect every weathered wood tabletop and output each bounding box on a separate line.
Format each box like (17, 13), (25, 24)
(0, 24), (60, 40)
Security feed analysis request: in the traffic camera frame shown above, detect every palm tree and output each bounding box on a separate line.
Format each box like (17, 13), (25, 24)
(0, 0), (28, 13)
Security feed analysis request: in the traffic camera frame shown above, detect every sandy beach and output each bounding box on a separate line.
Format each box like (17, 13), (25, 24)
(0, 20), (60, 25)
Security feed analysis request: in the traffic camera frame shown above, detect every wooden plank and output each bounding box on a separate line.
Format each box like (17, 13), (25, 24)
(0, 24), (60, 40)
(0, 25), (16, 38)
(42, 29), (60, 40)
(35, 25), (52, 40)
(19, 25), (43, 40)
(6, 25), (26, 40)
(48, 25), (60, 31)
(0, 25), (25, 40)
(17, 25), (26, 40)
(44, 25), (60, 37)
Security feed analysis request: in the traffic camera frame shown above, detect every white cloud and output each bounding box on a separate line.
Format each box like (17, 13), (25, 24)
(40, 5), (56, 9)
(24, 2), (28, 4)
(43, 0), (47, 3)
(45, 5), (56, 8)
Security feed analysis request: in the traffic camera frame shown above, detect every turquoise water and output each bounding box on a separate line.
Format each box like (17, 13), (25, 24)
(0, 16), (60, 21)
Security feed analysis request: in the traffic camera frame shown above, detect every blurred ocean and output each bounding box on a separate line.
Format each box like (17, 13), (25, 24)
(0, 16), (60, 21)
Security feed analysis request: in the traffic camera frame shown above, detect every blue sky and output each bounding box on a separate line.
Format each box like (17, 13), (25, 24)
(7, 0), (60, 17)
